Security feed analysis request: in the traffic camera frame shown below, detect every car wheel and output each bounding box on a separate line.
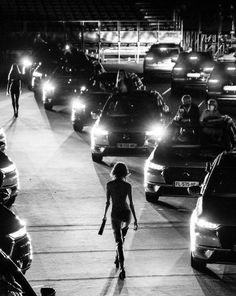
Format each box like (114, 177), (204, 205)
(44, 102), (53, 111)
(191, 253), (206, 271)
(73, 121), (84, 132)
(92, 153), (103, 163)
(145, 192), (159, 203)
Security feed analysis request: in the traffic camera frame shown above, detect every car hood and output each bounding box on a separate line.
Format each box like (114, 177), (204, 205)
(152, 144), (218, 168)
(201, 197), (236, 225)
(0, 205), (22, 235)
(0, 151), (12, 168)
(99, 115), (162, 132)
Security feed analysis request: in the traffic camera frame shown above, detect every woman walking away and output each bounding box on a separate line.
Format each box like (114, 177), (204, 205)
(103, 162), (138, 279)
(6, 64), (22, 118)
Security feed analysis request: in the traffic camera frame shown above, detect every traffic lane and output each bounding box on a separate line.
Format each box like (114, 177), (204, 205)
(1, 90), (236, 296)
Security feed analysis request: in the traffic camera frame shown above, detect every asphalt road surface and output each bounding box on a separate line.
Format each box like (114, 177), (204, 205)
(1, 74), (236, 296)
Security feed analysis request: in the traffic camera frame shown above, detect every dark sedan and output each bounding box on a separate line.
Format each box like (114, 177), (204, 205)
(206, 60), (236, 103)
(91, 90), (170, 162)
(144, 122), (234, 202)
(190, 151), (236, 270)
(171, 51), (214, 94)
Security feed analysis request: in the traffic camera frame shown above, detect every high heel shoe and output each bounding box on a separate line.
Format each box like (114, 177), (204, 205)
(119, 267), (126, 280)
(114, 255), (119, 268)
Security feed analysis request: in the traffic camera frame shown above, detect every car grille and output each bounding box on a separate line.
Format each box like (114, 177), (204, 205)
(217, 226), (236, 249)
(108, 132), (145, 146)
(163, 167), (206, 184)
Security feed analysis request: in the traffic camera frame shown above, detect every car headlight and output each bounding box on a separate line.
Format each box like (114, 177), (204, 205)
(203, 67), (213, 72)
(80, 85), (87, 92)
(9, 225), (26, 239)
(208, 79), (219, 84)
(145, 125), (166, 139)
(173, 67), (183, 71)
(43, 81), (55, 93)
(1, 164), (15, 174)
(21, 57), (32, 68)
(146, 161), (164, 171)
(145, 56), (153, 61)
(196, 218), (220, 230)
(92, 127), (109, 136)
(72, 100), (86, 111)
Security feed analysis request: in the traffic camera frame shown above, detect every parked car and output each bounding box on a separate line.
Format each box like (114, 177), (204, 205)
(190, 150), (236, 270)
(206, 59), (236, 103)
(91, 90), (170, 162)
(144, 121), (235, 202)
(0, 128), (7, 151)
(0, 151), (19, 207)
(0, 204), (32, 274)
(143, 43), (182, 79)
(171, 51), (214, 94)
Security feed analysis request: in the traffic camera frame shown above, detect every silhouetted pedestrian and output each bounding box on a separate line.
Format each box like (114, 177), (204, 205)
(6, 64), (22, 118)
(102, 162), (138, 279)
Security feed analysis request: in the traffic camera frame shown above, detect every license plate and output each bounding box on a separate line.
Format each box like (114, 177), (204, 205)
(187, 73), (201, 78)
(117, 143), (137, 148)
(223, 85), (236, 91)
(175, 181), (199, 187)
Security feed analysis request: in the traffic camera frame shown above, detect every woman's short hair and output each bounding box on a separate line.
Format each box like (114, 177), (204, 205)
(110, 162), (130, 179)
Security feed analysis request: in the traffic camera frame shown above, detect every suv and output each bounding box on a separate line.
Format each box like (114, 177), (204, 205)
(0, 128), (7, 152)
(91, 90), (170, 162)
(144, 122), (235, 202)
(190, 150), (236, 270)
(143, 43), (182, 79)
(0, 204), (32, 273)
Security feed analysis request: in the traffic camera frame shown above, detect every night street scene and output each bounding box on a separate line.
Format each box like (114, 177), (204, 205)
(2, 0), (236, 295)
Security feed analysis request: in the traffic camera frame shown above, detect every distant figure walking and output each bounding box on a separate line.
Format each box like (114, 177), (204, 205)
(6, 64), (22, 117)
(103, 162), (138, 279)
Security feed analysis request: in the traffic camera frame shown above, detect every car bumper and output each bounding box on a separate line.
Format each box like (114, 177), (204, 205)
(192, 246), (236, 264)
(92, 145), (151, 157)
(145, 181), (193, 196)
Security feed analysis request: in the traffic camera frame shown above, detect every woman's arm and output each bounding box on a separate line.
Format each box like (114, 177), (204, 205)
(127, 184), (138, 229)
(103, 184), (111, 219)
(6, 79), (11, 95)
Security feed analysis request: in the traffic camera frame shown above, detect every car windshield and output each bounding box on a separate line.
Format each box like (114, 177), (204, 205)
(208, 168), (236, 196)
(104, 93), (161, 117)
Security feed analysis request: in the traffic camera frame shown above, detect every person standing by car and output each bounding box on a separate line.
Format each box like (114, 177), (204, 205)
(200, 98), (236, 143)
(102, 162), (138, 279)
(6, 64), (22, 118)
(174, 94), (200, 125)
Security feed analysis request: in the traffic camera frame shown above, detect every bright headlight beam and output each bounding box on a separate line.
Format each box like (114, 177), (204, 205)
(174, 67), (183, 71)
(9, 225), (26, 239)
(227, 67), (236, 71)
(145, 56), (153, 61)
(196, 218), (219, 230)
(92, 127), (109, 136)
(21, 57), (32, 68)
(148, 161), (164, 171)
(204, 67), (213, 72)
(73, 101), (86, 110)
(145, 125), (166, 138)
(1, 164), (15, 174)
(43, 81), (55, 92)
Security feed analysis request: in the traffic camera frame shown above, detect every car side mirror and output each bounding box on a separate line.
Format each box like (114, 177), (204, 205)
(41, 288), (56, 296)
(187, 185), (201, 197)
(205, 162), (211, 173)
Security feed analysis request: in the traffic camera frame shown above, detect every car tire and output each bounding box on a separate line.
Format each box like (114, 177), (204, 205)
(191, 253), (206, 271)
(73, 121), (84, 132)
(92, 153), (103, 163)
(145, 192), (159, 203)
(44, 102), (53, 111)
